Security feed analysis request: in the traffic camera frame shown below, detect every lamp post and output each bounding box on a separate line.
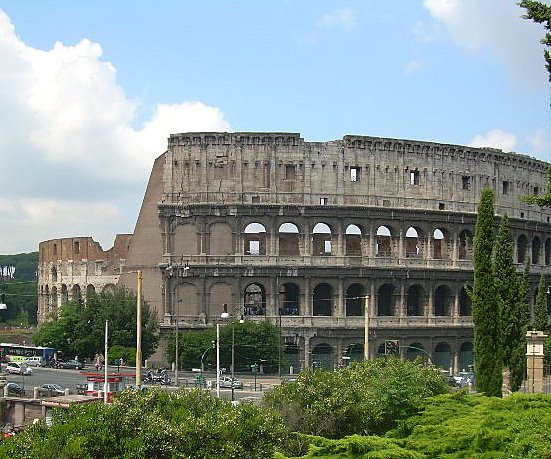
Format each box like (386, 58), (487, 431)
(173, 263), (189, 388)
(364, 295), (369, 361)
(216, 305), (230, 398)
(136, 271), (143, 389)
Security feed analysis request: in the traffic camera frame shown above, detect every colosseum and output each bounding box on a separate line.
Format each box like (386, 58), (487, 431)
(38, 132), (551, 373)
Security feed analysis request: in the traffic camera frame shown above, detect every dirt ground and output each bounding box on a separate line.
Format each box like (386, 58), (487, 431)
(0, 327), (36, 345)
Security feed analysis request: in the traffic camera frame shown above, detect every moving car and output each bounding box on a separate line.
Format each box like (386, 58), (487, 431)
(6, 362), (32, 375)
(25, 356), (45, 367)
(5, 382), (24, 396)
(219, 376), (243, 389)
(38, 384), (65, 396)
(58, 360), (85, 370)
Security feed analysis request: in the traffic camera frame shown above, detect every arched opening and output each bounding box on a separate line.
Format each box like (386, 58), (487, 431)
(433, 228), (446, 259)
(345, 283), (365, 316)
(434, 285), (452, 316)
(283, 344), (300, 374)
(50, 286), (58, 309)
(244, 222), (267, 256)
(102, 284), (117, 295)
(313, 283), (333, 316)
(311, 343), (333, 370)
(405, 342), (429, 362)
(244, 283), (265, 316)
(312, 223), (332, 256)
(434, 342), (452, 371)
(345, 224), (362, 256)
(458, 230), (473, 260)
(406, 284), (425, 316)
(278, 223), (300, 256)
(517, 235), (528, 264)
(279, 283), (300, 316)
(60, 284), (68, 305)
(405, 227), (420, 257)
(545, 238), (551, 266)
(377, 284), (395, 316)
(343, 343), (364, 364)
(376, 226), (392, 256)
(51, 267), (57, 283)
(459, 286), (471, 316)
(532, 236), (541, 265)
(86, 284), (96, 298)
(72, 284), (82, 303)
(459, 342), (474, 371)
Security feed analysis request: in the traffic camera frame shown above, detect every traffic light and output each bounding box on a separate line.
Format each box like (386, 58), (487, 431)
(385, 339), (399, 356)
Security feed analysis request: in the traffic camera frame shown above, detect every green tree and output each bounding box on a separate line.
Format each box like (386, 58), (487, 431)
(33, 288), (159, 361)
(0, 388), (287, 459)
(494, 214), (526, 392)
(167, 320), (281, 373)
(533, 273), (549, 330)
(263, 358), (450, 439)
(472, 188), (502, 396)
(520, 0), (551, 81)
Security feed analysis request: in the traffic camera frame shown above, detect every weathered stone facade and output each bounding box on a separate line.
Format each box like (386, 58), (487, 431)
(38, 235), (131, 322)
(117, 132), (551, 372)
(39, 132), (551, 373)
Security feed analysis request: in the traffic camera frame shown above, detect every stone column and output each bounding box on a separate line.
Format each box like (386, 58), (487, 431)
(525, 330), (548, 393)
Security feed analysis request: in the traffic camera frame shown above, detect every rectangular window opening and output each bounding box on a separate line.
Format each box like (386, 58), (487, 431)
(285, 164), (296, 181)
(350, 166), (361, 182)
(502, 181), (510, 195)
(320, 197), (328, 205)
(462, 176), (471, 191)
(74, 241), (80, 254)
(410, 170), (420, 185)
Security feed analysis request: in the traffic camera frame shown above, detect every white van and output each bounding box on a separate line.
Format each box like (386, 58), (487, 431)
(25, 356), (45, 367)
(6, 361), (33, 375)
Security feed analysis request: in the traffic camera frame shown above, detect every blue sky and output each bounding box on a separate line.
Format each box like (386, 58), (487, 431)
(0, 0), (549, 254)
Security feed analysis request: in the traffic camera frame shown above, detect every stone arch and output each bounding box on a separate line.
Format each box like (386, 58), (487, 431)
(71, 284), (82, 302)
(406, 284), (425, 316)
(432, 228), (448, 259)
(343, 343), (364, 364)
(102, 284), (117, 295)
(532, 236), (541, 265)
(517, 234), (528, 264)
(279, 282), (300, 316)
(459, 286), (472, 316)
(210, 282), (235, 318)
(376, 225), (392, 257)
(51, 266), (58, 283)
(405, 226), (421, 257)
(345, 224), (362, 256)
(175, 282), (200, 316)
(313, 282), (333, 316)
(312, 222), (332, 256)
(377, 283), (395, 316)
(376, 342), (386, 357)
(311, 343), (334, 370)
(434, 342), (452, 371)
(283, 344), (300, 373)
(50, 286), (58, 309)
(279, 222), (300, 256)
(243, 283), (265, 316)
(345, 283), (365, 316)
(60, 284), (68, 305)
(545, 238), (551, 266)
(86, 284), (96, 299)
(405, 342), (428, 362)
(459, 342), (474, 371)
(244, 222), (267, 255)
(458, 230), (473, 260)
(210, 222), (233, 255)
(174, 223), (199, 256)
(434, 285), (452, 316)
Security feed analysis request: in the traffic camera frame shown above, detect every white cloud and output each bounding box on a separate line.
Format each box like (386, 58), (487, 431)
(0, 9), (230, 253)
(422, 0), (547, 88)
(404, 59), (424, 75)
(317, 8), (356, 31)
(527, 129), (551, 155)
(469, 129), (517, 152)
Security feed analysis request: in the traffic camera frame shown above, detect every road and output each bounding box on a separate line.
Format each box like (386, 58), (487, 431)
(3, 366), (279, 402)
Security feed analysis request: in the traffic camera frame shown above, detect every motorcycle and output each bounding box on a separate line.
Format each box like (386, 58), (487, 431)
(143, 368), (171, 385)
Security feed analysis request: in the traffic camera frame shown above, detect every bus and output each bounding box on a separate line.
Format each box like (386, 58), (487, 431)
(0, 343), (56, 367)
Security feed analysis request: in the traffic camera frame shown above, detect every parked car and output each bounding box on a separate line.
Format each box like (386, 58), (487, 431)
(38, 384), (65, 396)
(219, 376), (243, 389)
(5, 382), (24, 396)
(25, 356), (45, 367)
(58, 360), (85, 370)
(6, 362), (32, 375)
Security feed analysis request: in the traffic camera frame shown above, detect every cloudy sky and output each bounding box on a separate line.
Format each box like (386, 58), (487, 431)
(0, 0), (549, 254)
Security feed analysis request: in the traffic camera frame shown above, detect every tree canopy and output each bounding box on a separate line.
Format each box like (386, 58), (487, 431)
(33, 288), (158, 362)
(520, 0), (551, 81)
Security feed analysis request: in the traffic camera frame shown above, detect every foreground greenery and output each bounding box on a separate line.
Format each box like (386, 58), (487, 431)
(33, 289), (159, 362)
(0, 358), (549, 458)
(276, 393), (551, 459)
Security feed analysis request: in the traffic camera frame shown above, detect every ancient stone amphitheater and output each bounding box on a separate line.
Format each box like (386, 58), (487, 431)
(39, 132), (551, 372)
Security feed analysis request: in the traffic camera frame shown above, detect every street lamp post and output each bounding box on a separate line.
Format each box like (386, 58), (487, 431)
(173, 263), (189, 388)
(364, 295), (370, 361)
(136, 271), (143, 389)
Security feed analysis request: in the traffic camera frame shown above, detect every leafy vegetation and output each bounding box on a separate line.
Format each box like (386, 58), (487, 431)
(275, 393), (551, 459)
(520, 0), (551, 81)
(472, 188), (503, 396)
(263, 358), (450, 439)
(33, 288), (158, 361)
(0, 388), (287, 459)
(167, 319), (281, 372)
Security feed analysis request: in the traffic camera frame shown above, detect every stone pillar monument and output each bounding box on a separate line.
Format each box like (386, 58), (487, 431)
(525, 330), (547, 394)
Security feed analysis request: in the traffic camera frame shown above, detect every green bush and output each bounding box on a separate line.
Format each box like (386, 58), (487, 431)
(263, 358), (450, 440)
